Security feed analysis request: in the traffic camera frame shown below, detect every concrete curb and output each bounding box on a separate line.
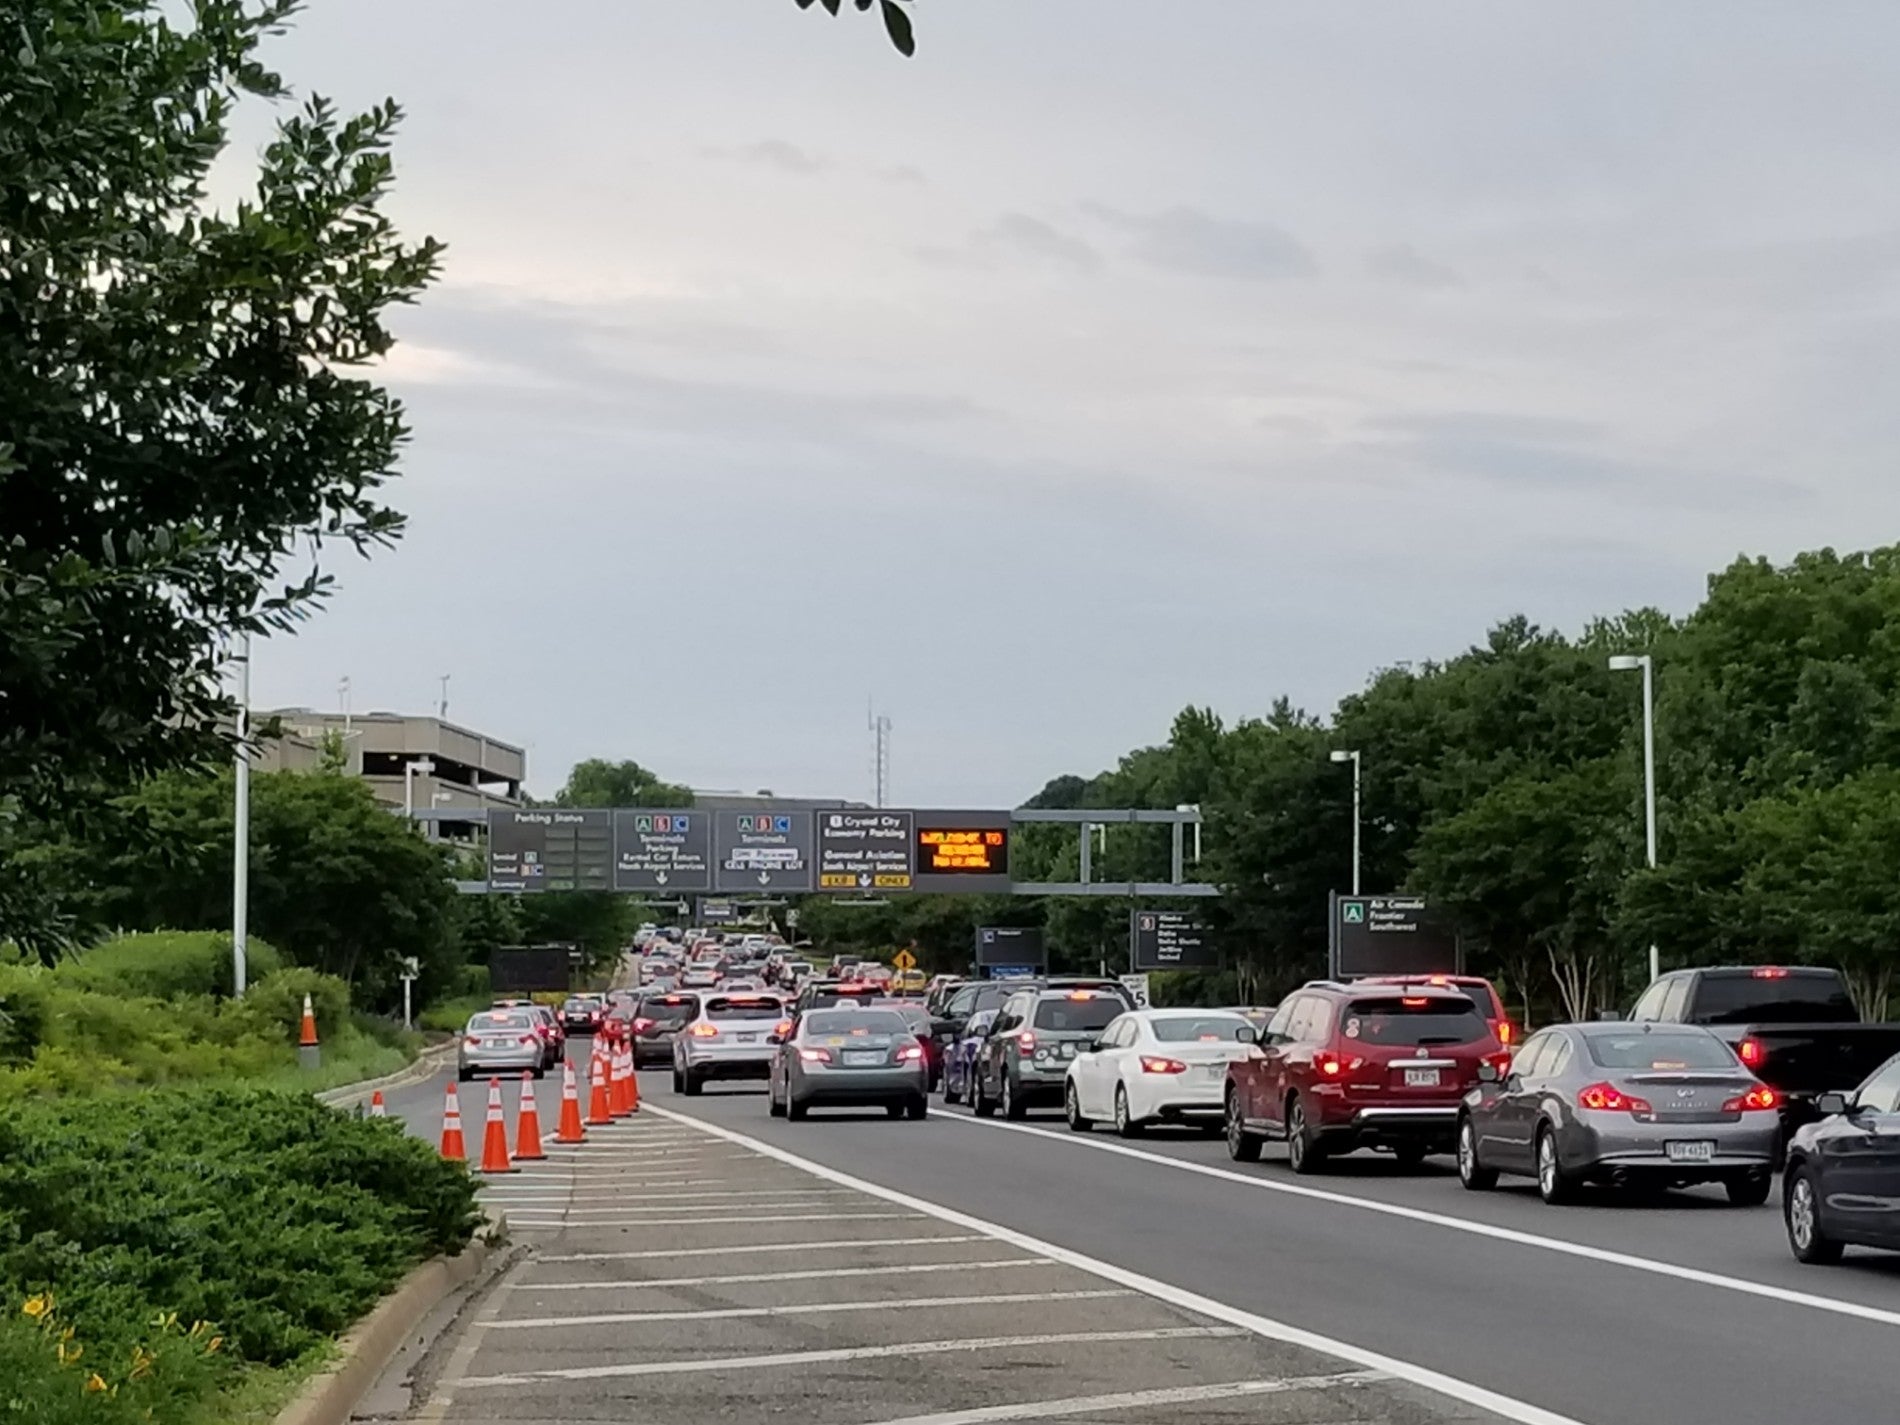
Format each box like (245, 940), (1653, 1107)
(273, 1216), (509, 1425)
(316, 1041), (458, 1110)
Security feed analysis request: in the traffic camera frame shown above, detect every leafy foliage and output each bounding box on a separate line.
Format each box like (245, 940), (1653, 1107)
(794, 0), (916, 56)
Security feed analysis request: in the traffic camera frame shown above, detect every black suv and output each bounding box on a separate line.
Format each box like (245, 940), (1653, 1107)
(971, 984), (1132, 1119)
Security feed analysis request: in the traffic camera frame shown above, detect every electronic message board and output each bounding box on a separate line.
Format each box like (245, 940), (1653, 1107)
(912, 810), (1012, 894)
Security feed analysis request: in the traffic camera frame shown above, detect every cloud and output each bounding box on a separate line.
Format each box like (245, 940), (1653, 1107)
(710, 139), (832, 174)
(1366, 242), (1464, 290)
(877, 164), (928, 186)
(916, 212), (1102, 273)
(1083, 202), (1316, 280)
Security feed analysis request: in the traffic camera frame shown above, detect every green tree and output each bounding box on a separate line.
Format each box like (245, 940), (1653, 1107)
(554, 759), (694, 809)
(0, 0), (440, 962)
(796, 0), (916, 56)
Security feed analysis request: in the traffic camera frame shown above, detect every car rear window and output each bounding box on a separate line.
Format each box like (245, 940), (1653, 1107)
(1033, 996), (1125, 1032)
(1152, 1014), (1253, 1043)
(1585, 1030), (1737, 1070)
(1344, 997), (1488, 1047)
(639, 995), (700, 1024)
(1689, 972), (1857, 1025)
(471, 1010), (533, 1030)
(705, 996), (783, 1018)
(805, 1010), (909, 1036)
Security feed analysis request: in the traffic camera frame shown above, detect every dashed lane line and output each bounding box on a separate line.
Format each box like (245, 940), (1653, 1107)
(478, 1288), (1134, 1331)
(856, 1371), (1384, 1425)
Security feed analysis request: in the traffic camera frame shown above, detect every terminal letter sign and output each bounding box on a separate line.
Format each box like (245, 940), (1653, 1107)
(1329, 894), (1460, 978)
(613, 809), (713, 893)
(714, 810), (815, 893)
(817, 810), (915, 890)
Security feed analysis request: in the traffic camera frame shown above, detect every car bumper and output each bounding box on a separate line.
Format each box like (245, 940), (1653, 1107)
(1125, 1072), (1227, 1121)
(634, 1035), (680, 1065)
(680, 1044), (776, 1078)
(1561, 1119), (1780, 1178)
(460, 1048), (542, 1075)
(796, 1065), (928, 1104)
(1316, 1105), (1461, 1148)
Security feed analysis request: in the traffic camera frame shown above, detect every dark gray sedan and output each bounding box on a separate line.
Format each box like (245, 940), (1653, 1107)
(767, 1008), (929, 1121)
(1457, 1022), (1781, 1205)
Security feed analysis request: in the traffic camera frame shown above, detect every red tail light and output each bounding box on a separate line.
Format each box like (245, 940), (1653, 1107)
(1737, 1037), (1766, 1069)
(517, 1035), (536, 1047)
(1483, 1050), (1513, 1077)
(774, 1020), (793, 1038)
(1578, 1081), (1651, 1114)
(1018, 1031), (1038, 1053)
(464, 1035), (481, 1048)
(1139, 1056), (1188, 1074)
(896, 1044), (925, 1062)
(689, 1023), (720, 1039)
(1723, 1086), (1780, 1112)
(1751, 967), (1790, 979)
(1314, 1051), (1346, 1078)
(798, 1046), (832, 1063)
(1491, 1019), (1517, 1046)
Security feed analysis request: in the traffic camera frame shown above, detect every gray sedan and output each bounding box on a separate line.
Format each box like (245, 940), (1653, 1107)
(768, 1008), (930, 1121)
(1458, 1022), (1780, 1205)
(458, 1008), (546, 1081)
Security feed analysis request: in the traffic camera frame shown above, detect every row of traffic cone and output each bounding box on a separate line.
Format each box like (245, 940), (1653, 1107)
(438, 1046), (637, 1173)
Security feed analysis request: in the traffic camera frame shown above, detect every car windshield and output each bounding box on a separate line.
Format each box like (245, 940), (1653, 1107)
(1033, 996), (1125, 1032)
(804, 1009), (910, 1036)
(1690, 972), (1857, 1025)
(639, 995), (699, 1024)
(1151, 1014), (1253, 1043)
(562, 997), (593, 1012)
(1344, 997), (1488, 1046)
(1585, 1030), (1737, 1070)
(705, 996), (782, 1018)
(470, 1010), (533, 1030)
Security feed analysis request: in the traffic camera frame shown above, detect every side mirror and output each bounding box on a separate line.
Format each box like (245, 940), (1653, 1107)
(767, 1032), (785, 1045)
(1087, 1039), (1107, 1054)
(1596, 1010), (1623, 1021)
(1477, 1062), (1500, 1084)
(1816, 1091), (1850, 1117)
(1237, 1026), (1258, 1045)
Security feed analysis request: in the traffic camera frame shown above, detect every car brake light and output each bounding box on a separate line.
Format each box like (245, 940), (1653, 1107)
(1724, 1086), (1780, 1112)
(1483, 1050), (1513, 1077)
(1314, 1050), (1346, 1077)
(464, 1035), (481, 1047)
(897, 1044), (925, 1062)
(1400, 996), (1430, 1007)
(1751, 967), (1790, 979)
(798, 1047), (832, 1063)
(1139, 1056), (1187, 1074)
(1494, 1019), (1516, 1046)
(774, 1020), (793, 1037)
(518, 1035), (536, 1047)
(1018, 1031), (1037, 1053)
(1577, 1081), (1652, 1114)
(1427, 974), (1451, 985)
(689, 1023), (720, 1038)
(1737, 1037), (1766, 1068)
(1067, 991), (1094, 1001)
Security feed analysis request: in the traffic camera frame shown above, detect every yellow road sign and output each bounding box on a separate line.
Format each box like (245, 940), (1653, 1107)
(892, 948), (918, 971)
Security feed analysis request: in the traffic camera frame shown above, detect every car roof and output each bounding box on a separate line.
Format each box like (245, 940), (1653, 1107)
(1305, 980), (1475, 1004)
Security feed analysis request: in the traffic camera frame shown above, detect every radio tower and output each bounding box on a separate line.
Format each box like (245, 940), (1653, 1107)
(868, 702), (892, 808)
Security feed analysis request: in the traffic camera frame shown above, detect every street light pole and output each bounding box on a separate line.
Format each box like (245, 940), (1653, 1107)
(403, 757), (436, 821)
(232, 633), (251, 998)
(1330, 749), (1362, 896)
(1610, 654), (1660, 984)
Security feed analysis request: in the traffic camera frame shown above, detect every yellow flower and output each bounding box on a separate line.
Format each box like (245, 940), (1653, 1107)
(57, 1340), (82, 1366)
(85, 1373), (108, 1394)
(204, 1336), (223, 1356)
(22, 1294), (51, 1319)
(129, 1345), (155, 1379)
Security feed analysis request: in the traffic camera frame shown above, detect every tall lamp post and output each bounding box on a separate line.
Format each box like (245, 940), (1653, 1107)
(403, 757), (437, 821)
(1329, 749), (1362, 896)
(1609, 654), (1660, 984)
(232, 634), (251, 998)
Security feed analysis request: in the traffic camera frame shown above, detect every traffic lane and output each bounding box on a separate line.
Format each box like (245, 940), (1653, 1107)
(658, 1082), (1900, 1425)
(377, 1038), (600, 1144)
(414, 1112), (1499, 1425)
(983, 1109), (1900, 1309)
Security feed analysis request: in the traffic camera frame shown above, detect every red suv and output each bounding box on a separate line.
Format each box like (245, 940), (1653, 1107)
(1352, 973), (1518, 1049)
(1224, 981), (1506, 1173)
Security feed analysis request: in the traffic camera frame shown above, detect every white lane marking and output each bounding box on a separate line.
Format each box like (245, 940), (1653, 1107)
(943, 1113), (1900, 1333)
(502, 1212), (924, 1226)
(521, 1202), (872, 1218)
(451, 1327), (1243, 1388)
(857, 1372), (1381, 1425)
(511, 1259), (1048, 1291)
(539, 1235), (992, 1263)
(644, 1104), (1584, 1425)
(525, 1189), (854, 1202)
(481, 1289), (1132, 1331)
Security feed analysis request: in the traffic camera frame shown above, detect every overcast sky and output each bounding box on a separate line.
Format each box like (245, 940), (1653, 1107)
(243, 1), (1900, 806)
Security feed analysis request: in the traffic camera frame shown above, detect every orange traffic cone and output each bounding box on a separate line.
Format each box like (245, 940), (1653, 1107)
(368, 1090), (387, 1118)
(585, 1045), (613, 1126)
(608, 1041), (630, 1119)
(299, 993), (319, 1048)
(478, 1077), (515, 1174)
(625, 1051), (641, 1114)
(556, 1058), (587, 1144)
(439, 1081), (466, 1162)
(514, 1071), (547, 1161)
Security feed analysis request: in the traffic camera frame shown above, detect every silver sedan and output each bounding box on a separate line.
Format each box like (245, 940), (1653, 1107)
(458, 1008), (545, 1081)
(1458, 1022), (1780, 1205)
(768, 1007), (930, 1121)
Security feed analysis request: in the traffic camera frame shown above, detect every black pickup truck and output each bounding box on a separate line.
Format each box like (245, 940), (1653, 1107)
(1628, 966), (1900, 1134)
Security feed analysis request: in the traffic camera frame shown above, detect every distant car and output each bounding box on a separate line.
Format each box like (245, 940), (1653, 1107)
(722, 977), (766, 993)
(631, 992), (701, 1068)
(890, 968), (928, 996)
(971, 986), (1130, 1119)
(925, 975), (967, 1015)
(941, 1008), (1000, 1106)
(1353, 974), (1517, 1049)
(680, 965), (721, 990)
(794, 979), (885, 1015)
(673, 992), (788, 1095)
(1066, 1009), (1257, 1136)
(525, 1004), (566, 1065)
(459, 1008), (546, 1081)
(1459, 1022), (1779, 1205)
(1225, 982), (1504, 1172)
(560, 994), (606, 1035)
(767, 1007), (929, 1120)
(1784, 1051), (1900, 1263)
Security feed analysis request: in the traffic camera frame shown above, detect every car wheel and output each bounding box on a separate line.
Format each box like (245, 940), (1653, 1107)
(1535, 1125), (1576, 1205)
(1226, 1088), (1263, 1162)
(1457, 1115), (1498, 1191)
(942, 1067), (962, 1106)
(1286, 1095), (1326, 1175)
(788, 1096), (809, 1122)
(907, 1095), (929, 1121)
(682, 1070), (703, 1097)
(671, 1068), (683, 1094)
(1114, 1085), (1144, 1139)
(456, 1068), (471, 1083)
(1785, 1167), (1842, 1263)
(886, 1103), (905, 1119)
(1726, 1171), (1772, 1208)
(972, 1068), (997, 1118)
(1065, 1082), (1092, 1133)
(1001, 1071), (1027, 1120)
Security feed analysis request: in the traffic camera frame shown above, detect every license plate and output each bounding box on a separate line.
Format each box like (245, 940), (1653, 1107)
(1404, 1068), (1441, 1088)
(843, 1051), (884, 1067)
(736, 1033), (757, 1043)
(1666, 1140), (1715, 1163)
(1201, 1064), (1224, 1079)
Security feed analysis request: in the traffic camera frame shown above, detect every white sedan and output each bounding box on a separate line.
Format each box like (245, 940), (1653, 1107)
(1064, 1008), (1257, 1137)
